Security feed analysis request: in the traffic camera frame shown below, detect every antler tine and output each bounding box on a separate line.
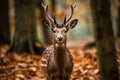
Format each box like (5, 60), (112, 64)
(65, 3), (76, 24)
(64, 14), (66, 24)
(42, 3), (54, 23)
(53, 16), (57, 24)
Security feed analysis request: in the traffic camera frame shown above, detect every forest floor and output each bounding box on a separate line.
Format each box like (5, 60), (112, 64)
(0, 39), (120, 80)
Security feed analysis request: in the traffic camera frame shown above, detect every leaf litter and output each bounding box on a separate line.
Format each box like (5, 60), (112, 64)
(2, 41), (120, 80)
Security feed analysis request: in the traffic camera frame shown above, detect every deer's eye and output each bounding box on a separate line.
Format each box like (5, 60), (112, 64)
(63, 30), (67, 33)
(53, 31), (56, 33)
(64, 30), (67, 33)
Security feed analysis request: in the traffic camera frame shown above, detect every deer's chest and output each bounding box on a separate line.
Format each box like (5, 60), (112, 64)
(48, 51), (72, 74)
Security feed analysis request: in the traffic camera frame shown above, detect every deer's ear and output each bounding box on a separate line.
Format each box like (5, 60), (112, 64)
(68, 19), (78, 29)
(42, 19), (50, 28)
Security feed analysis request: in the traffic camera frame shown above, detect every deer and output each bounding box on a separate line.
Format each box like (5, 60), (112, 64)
(40, 3), (78, 80)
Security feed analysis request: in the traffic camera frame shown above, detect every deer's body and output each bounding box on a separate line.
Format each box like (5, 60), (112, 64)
(40, 3), (78, 80)
(41, 45), (73, 80)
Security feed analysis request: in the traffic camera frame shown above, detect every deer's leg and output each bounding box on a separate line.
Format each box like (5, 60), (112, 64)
(64, 73), (71, 80)
(41, 72), (49, 80)
(65, 76), (70, 80)
(48, 73), (56, 80)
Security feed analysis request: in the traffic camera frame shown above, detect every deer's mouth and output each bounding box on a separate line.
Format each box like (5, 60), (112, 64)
(56, 40), (65, 44)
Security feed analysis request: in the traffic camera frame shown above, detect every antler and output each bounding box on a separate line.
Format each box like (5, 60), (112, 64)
(64, 3), (76, 24)
(42, 3), (56, 24)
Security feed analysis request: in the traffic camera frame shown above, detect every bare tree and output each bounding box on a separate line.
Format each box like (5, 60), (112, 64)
(0, 0), (10, 45)
(51, 0), (56, 12)
(7, 0), (44, 54)
(117, 0), (120, 37)
(90, 0), (119, 80)
(37, 0), (53, 45)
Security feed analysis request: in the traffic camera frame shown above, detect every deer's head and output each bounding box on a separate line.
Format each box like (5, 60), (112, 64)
(42, 3), (78, 44)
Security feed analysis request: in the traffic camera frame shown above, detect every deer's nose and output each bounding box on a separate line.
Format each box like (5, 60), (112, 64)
(58, 36), (63, 41)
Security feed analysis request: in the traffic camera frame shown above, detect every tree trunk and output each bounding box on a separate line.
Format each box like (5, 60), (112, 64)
(90, 0), (119, 80)
(117, 0), (120, 37)
(8, 0), (44, 54)
(51, 0), (56, 12)
(38, 0), (52, 45)
(0, 0), (10, 45)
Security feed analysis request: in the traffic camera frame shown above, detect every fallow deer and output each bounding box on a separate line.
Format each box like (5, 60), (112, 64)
(40, 3), (78, 80)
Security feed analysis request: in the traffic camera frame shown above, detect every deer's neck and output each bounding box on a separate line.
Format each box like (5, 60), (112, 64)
(54, 43), (67, 73)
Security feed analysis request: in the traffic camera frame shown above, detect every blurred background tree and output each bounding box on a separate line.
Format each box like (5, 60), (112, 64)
(7, 0), (44, 54)
(90, 0), (119, 79)
(117, 0), (120, 38)
(0, 0), (10, 45)
(37, 0), (53, 45)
